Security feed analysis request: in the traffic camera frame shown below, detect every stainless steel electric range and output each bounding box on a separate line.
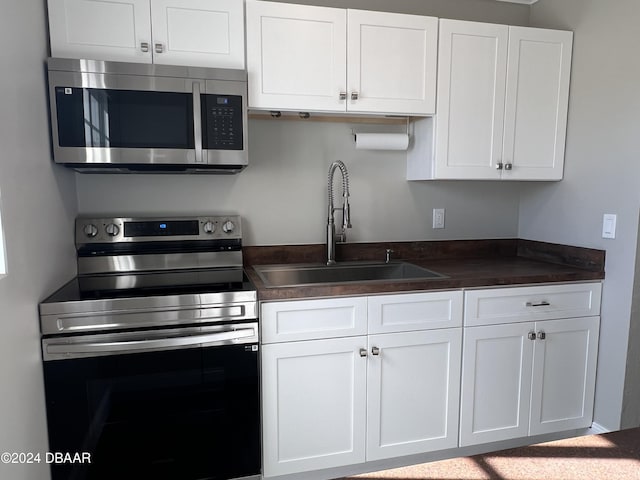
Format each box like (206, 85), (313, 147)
(39, 215), (260, 480)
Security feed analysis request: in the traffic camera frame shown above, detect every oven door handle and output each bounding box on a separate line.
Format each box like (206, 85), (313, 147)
(45, 328), (257, 357)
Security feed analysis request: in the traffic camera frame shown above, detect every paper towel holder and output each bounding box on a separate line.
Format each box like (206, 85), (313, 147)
(351, 117), (410, 139)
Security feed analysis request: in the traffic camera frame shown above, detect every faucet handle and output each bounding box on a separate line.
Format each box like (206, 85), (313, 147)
(385, 249), (394, 263)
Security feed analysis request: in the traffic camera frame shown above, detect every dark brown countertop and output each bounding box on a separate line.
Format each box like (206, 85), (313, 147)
(244, 239), (605, 301)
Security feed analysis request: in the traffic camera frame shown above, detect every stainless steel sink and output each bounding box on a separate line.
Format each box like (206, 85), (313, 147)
(254, 261), (446, 288)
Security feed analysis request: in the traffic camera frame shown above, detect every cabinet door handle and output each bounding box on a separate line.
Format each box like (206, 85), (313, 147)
(155, 43), (164, 54)
(526, 301), (550, 307)
(339, 92), (347, 101)
(504, 162), (513, 171)
(351, 92), (359, 101)
(140, 42), (150, 53)
(527, 331), (536, 341)
(359, 348), (367, 357)
(537, 331), (546, 340)
(496, 162), (504, 170)
(371, 346), (380, 356)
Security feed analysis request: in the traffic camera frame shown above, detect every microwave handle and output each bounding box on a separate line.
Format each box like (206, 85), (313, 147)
(193, 82), (203, 163)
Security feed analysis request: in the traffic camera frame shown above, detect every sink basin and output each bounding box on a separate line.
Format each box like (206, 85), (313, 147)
(254, 261), (446, 288)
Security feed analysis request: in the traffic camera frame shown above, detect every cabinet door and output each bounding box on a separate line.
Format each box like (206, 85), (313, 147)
(367, 329), (461, 460)
(246, 1), (347, 112)
(262, 337), (367, 477)
(434, 20), (508, 179)
(347, 10), (437, 115)
(502, 27), (573, 180)
(529, 317), (599, 435)
(48, 0), (152, 62)
(150, 0), (245, 68)
(460, 323), (534, 446)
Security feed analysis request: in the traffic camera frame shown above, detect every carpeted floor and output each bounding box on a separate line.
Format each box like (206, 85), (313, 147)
(343, 428), (640, 480)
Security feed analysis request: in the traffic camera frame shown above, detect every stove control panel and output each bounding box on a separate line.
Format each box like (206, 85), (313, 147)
(76, 215), (242, 244)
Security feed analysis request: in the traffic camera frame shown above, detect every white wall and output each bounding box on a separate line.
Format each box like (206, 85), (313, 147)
(77, 119), (522, 244)
(523, 0), (640, 430)
(0, 2), (77, 479)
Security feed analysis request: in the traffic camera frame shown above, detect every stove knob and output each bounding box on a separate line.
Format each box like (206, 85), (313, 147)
(105, 223), (120, 237)
(203, 221), (216, 234)
(222, 220), (235, 234)
(83, 224), (98, 238)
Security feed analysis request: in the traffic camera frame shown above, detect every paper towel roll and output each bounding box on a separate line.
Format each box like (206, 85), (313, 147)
(355, 133), (409, 151)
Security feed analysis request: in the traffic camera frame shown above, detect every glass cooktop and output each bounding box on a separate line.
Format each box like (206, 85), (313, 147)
(42, 268), (255, 303)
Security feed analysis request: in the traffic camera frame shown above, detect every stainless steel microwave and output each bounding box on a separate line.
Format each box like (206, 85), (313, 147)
(47, 58), (248, 174)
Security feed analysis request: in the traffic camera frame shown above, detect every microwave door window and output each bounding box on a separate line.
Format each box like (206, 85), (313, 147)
(55, 88), (195, 149)
(84, 89), (110, 147)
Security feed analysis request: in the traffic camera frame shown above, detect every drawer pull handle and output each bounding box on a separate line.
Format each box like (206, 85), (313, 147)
(537, 331), (547, 340)
(359, 348), (367, 358)
(526, 301), (550, 307)
(371, 346), (380, 356)
(527, 331), (536, 341)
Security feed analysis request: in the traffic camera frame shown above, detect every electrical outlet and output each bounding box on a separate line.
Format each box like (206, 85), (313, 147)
(433, 208), (445, 229)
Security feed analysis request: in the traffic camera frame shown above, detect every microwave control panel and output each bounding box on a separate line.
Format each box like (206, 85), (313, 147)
(202, 94), (244, 150)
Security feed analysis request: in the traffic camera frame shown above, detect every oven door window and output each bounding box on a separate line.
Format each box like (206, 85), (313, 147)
(43, 344), (259, 480)
(54, 87), (195, 149)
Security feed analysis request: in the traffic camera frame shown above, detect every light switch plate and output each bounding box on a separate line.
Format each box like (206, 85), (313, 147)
(433, 208), (445, 229)
(602, 214), (617, 239)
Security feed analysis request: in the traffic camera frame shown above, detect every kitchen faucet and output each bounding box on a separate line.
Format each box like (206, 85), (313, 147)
(326, 160), (352, 265)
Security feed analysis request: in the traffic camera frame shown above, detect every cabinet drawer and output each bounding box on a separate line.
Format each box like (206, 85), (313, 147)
(464, 282), (601, 326)
(261, 297), (367, 344)
(368, 291), (463, 334)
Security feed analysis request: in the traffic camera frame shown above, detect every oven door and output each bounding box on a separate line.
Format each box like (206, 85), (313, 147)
(42, 323), (260, 480)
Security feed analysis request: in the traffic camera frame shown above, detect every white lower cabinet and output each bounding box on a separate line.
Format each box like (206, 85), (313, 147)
(261, 292), (462, 477)
(460, 283), (601, 447)
(261, 283), (601, 477)
(460, 322), (534, 446)
(367, 329), (461, 460)
(529, 316), (600, 436)
(261, 336), (368, 477)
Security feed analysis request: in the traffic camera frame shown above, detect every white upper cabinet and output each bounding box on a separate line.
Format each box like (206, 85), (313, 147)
(502, 26), (573, 180)
(47, 0), (246, 68)
(246, 1), (346, 112)
(149, 0), (246, 68)
(48, 0), (152, 63)
(246, 1), (438, 115)
(346, 10), (438, 115)
(434, 20), (509, 180)
(409, 19), (573, 181)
